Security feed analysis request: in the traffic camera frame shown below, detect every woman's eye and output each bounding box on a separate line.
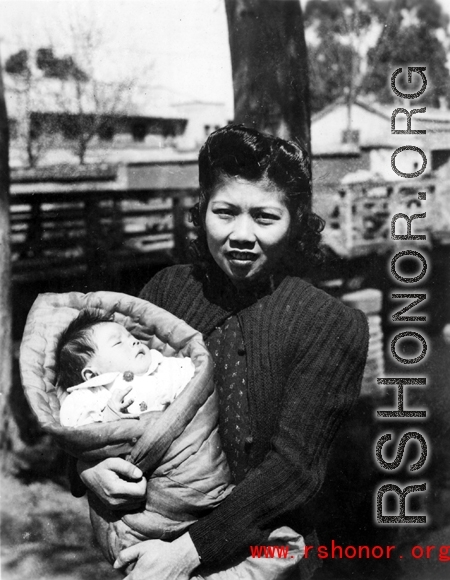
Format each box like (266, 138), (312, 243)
(213, 208), (234, 217)
(256, 213), (279, 223)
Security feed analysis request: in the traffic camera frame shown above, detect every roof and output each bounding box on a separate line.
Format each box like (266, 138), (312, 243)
(4, 75), (226, 121)
(11, 162), (118, 183)
(173, 100), (224, 107)
(311, 96), (450, 156)
(312, 96), (450, 125)
(312, 96), (389, 123)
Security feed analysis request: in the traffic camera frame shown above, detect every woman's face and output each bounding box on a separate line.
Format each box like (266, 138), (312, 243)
(205, 177), (291, 286)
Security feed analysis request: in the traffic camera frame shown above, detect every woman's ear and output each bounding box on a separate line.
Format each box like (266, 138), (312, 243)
(81, 367), (97, 381)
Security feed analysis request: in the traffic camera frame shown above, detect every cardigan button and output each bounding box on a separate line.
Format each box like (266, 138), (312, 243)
(237, 347), (246, 356)
(244, 435), (253, 451)
(131, 437), (138, 444)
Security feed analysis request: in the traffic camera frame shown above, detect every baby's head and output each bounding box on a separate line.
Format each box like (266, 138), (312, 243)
(56, 309), (153, 389)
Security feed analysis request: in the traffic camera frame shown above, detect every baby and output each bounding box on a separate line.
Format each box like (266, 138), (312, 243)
(56, 309), (195, 427)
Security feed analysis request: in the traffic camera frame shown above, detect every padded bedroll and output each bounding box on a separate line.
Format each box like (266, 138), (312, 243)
(20, 291), (218, 473)
(20, 291), (233, 561)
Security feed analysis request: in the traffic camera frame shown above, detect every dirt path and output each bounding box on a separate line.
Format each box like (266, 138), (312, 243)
(1, 474), (121, 580)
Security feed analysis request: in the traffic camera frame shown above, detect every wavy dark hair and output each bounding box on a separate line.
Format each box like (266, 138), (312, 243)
(189, 124), (325, 276)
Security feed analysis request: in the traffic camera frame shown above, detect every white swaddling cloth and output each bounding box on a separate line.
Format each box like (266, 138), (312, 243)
(58, 350), (195, 427)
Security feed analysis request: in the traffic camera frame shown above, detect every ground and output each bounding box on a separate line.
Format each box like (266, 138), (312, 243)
(1, 473), (122, 580)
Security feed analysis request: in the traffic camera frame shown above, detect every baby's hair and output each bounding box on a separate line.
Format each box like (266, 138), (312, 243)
(56, 308), (114, 390)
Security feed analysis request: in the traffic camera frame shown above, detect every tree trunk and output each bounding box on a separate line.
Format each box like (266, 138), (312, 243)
(224, 0), (311, 154)
(0, 61), (63, 477)
(0, 57), (13, 462)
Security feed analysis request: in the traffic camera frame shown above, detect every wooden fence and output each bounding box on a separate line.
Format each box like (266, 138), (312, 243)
(10, 162), (199, 285)
(10, 188), (198, 284)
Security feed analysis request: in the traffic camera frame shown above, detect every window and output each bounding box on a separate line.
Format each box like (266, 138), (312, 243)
(132, 123), (147, 142)
(8, 119), (18, 140)
(61, 116), (81, 140)
(98, 123), (115, 141)
(29, 116), (43, 140)
(342, 129), (360, 145)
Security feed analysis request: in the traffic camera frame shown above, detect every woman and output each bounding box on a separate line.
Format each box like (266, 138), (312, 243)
(79, 125), (369, 579)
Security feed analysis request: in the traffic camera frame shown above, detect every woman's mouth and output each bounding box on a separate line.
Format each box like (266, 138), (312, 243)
(227, 251), (257, 262)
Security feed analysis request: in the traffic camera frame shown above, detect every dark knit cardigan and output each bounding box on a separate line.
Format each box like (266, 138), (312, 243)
(139, 264), (369, 570)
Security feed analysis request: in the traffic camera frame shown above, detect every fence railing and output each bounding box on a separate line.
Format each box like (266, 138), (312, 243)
(313, 177), (450, 257)
(10, 187), (198, 284)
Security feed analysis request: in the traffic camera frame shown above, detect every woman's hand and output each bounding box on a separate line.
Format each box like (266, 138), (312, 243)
(77, 457), (146, 509)
(114, 533), (201, 580)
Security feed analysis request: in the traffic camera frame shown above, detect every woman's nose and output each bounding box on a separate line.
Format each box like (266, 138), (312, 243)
(229, 215), (255, 245)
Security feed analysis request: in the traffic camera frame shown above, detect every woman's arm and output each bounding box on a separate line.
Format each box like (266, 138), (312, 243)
(188, 301), (369, 566)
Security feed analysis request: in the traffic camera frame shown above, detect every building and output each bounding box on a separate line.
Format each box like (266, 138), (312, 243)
(5, 77), (229, 168)
(171, 100), (231, 150)
(311, 96), (450, 184)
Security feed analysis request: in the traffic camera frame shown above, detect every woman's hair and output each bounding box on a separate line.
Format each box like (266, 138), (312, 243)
(189, 124), (325, 276)
(55, 309), (113, 390)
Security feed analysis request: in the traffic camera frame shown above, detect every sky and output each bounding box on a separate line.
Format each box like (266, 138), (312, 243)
(1, 0), (450, 118)
(0, 0), (235, 114)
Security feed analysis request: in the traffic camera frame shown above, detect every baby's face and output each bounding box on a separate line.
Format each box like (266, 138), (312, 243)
(86, 322), (152, 376)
